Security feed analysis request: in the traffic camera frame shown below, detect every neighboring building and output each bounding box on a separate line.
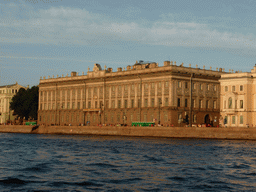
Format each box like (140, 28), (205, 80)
(220, 65), (256, 127)
(38, 61), (224, 126)
(0, 82), (25, 124)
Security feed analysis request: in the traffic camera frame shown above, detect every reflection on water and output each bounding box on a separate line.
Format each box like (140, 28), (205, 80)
(0, 133), (256, 191)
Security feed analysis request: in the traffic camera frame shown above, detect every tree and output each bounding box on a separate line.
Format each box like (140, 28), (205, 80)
(10, 86), (39, 120)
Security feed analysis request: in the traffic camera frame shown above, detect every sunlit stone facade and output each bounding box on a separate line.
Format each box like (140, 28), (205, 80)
(0, 83), (25, 124)
(220, 65), (256, 127)
(38, 61), (224, 126)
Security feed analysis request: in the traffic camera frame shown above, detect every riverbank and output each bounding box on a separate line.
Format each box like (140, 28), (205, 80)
(0, 125), (256, 140)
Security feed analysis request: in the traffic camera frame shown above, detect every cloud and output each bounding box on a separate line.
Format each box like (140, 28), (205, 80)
(1, 4), (256, 57)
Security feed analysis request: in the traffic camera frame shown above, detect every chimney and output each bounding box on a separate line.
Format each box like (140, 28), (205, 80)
(71, 71), (77, 77)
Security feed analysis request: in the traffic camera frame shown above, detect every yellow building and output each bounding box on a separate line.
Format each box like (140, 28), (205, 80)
(220, 65), (256, 127)
(0, 83), (25, 124)
(38, 61), (225, 127)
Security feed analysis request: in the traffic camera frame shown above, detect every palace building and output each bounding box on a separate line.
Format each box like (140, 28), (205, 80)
(220, 65), (256, 127)
(0, 82), (25, 124)
(38, 60), (225, 126)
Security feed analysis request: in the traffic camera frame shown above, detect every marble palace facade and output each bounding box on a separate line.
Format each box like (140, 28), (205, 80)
(38, 60), (225, 126)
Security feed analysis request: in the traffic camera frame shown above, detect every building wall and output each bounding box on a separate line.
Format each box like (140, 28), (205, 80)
(38, 62), (224, 126)
(0, 83), (25, 124)
(220, 66), (256, 127)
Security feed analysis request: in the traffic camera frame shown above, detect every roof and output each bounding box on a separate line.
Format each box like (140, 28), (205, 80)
(0, 83), (21, 88)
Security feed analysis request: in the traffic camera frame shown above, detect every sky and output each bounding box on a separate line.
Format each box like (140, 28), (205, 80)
(1, 0), (256, 87)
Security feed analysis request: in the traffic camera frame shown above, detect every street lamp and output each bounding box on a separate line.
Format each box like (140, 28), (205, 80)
(158, 100), (162, 125)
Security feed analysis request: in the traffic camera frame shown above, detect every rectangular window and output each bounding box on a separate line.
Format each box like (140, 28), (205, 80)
(165, 81), (168, 88)
(165, 98), (168, 106)
(67, 102), (70, 109)
(193, 99), (196, 108)
(125, 85), (128, 91)
(95, 101), (97, 108)
(232, 86), (235, 92)
(117, 114), (120, 122)
(88, 101), (91, 109)
(240, 100), (243, 108)
(144, 99), (148, 107)
(240, 116), (243, 124)
(193, 83), (196, 89)
(138, 99), (141, 107)
(213, 85), (217, 91)
(94, 87), (97, 94)
(164, 113), (168, 122)
(199, 100), (202, 108)
(199, 84), (202, 90)
(232, 116), (235, 124)
(118, 100), (121, 108)
(158, 82), (162, 88)
(206, 100), (209, 109)
(112, 86), (115, 92)
(131, 99), (134, 108)
(207, 84), (210, 90)
(240, 85), (243, 91)
(52, 103), (55, 110)
(112, 100), (115, 108)
(48, 103), (51, 110)
(144, 113), (147, 122)
(225, 86), (228, 92)
(106, 100), (109, 109)
(178, 81), (181, 88)
(224, 100), (226, 109)
(158, 98), (162, 106)
(77, 102), (80, 109)
(193, 115), (197, 123)
(177, 98), (181, 107)
(72, 102), (75, 109)
(151, 98), (154, 107)
(152, 83), (155, 89)
(118, 85), (121, 92)
(62, 102), (65, 109)
(131, 84), (134, 91)
(124, 100), (128, 108)
(185, 82), (188, 89)
(224, 116), (228, 124)
(185, 99), (188, 107)
(44, 103), (47, 110)
(213, 100), (217, 109)
(130, 114), (133, 122)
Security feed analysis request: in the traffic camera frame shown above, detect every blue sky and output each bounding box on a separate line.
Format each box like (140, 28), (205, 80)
(1, 0), (256, 87)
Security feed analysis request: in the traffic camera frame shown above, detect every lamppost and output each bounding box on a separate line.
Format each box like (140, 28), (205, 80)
(99, 103), (103, 125)
(158, 100), (162, 125)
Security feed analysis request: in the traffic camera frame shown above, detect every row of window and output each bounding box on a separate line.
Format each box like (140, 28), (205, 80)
(224, 115), (243, 124)
(177, 98), (217, 109)
(0, 89), (18, 94)
(225, 85), (243, 92)
(177, 82), (217, 91)
(224, 99), (243, 109)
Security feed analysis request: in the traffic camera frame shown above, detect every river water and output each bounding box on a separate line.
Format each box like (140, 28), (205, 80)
(0, 133), (256, 191)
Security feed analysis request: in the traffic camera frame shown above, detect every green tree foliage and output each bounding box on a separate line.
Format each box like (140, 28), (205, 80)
(10, 86), (39, 120)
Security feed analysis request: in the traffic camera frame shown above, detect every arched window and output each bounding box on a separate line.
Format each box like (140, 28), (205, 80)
(228, 97), (232, 109)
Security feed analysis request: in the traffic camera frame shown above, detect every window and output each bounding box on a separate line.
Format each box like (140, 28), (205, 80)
(125, 85), (128, 91)
(131, 99), (134, 108)
(165, 81), (168, 88)
(44, 103), (47, 110)
(95, 101), (97, 108)
(232, 86), (235, 92)
(207, 84), (210, 90)
(66, 115), (69, 122)
(118, 100), (121, 108)
(213, 85), (216, 91)
(152, 83), (155, 89)
(206, 100), (209, 109)
(185, 82), (188, 89)
(72, 102), (75, 109)
(117, 114), (120, 122)
(199, 84), (202, 90)
(138, 99), (141, 107)
(240, 85), (243, 91)
(77, 115), (79, 122)
(124, 100), (128, 108)
(193, 115), (197, 123)
(224, 116), (228, 124)
(199, 100), (202, 108)
(144, 113), (147, 121)
(224, 100), (226, 109)
(144, 99), (148, 107)
(213, 100), (217, 109)
(158, 98), (162, 106)
(130, 114), (133, 122)
(193, 83), (196, 89)
(62, 102), (65, 109)
(88, 101), (91, 109)
(240, 100), (243, 108)
(185, 99), (188, 107)
(77, 102), (80, 109)
(193, 99), (196, 108)
(131, 84), (134, 91)
(106, 100), (109, 109)
(165, 98), (168, 106)
(52, 103), (55, 110)
(151, 98), (155, 107)
(145, 84), (148, 89)
(178, 81), (181, 88)
(67, 102), (70, 109)
(94, 87), (97, 94)
(228, 97), (232, 109)
(225, 86), (228, 92)
(232, 116), (235, 124)
(240, 116), (243, 124)
(158, 82), (162, 88)
(112, 100), (115, 108)
(164, 112), (168, 122)
(112, 86), (115, 92)
(48, 103), (51, 110)
(118, 85), (121, 92)
(177, 98), (181, 107)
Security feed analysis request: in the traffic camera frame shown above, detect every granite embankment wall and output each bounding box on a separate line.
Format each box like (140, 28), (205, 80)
(0, 125), (256, 140)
